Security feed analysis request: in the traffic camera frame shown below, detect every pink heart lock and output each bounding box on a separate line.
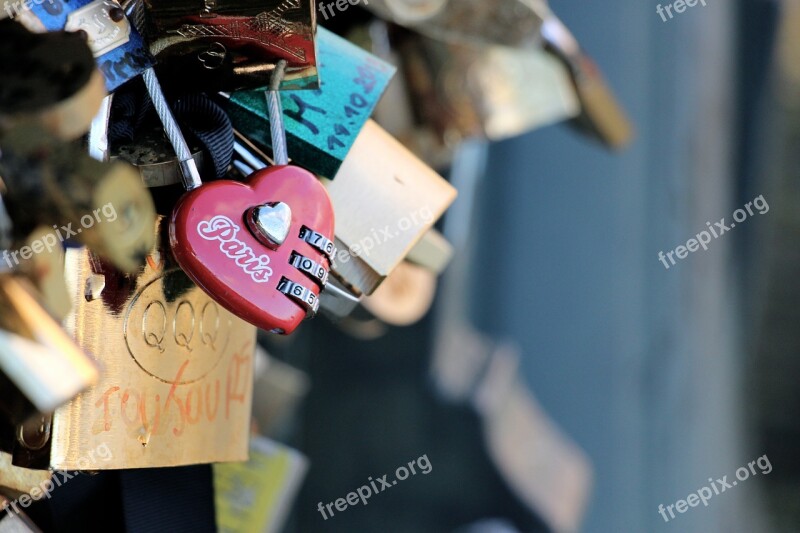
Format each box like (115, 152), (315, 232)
(169, 165), (336, 334)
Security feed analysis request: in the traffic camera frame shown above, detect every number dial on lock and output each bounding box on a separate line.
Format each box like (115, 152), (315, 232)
(169, 165), (335, 334)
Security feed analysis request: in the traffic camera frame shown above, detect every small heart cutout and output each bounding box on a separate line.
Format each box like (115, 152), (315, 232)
(247, 201), (292, 249)
(169, 165), (335, 334)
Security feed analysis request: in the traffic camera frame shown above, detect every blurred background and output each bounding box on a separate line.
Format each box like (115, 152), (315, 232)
(256, 0), (800, 531)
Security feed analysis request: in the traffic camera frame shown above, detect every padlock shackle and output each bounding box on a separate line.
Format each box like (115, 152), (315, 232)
(142, 68), (204, 190)
(266, 60), (289, 166)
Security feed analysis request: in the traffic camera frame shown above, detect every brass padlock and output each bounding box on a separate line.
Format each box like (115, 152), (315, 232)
(400, 35), (581, 142)
(45, 216), (256, 470)
(324, 119), (457, 295)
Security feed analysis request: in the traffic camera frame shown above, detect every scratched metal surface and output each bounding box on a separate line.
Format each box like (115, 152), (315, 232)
(50, 218), (256, 470)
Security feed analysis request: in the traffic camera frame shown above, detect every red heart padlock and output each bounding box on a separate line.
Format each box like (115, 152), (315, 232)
(169, 165), (335, 334)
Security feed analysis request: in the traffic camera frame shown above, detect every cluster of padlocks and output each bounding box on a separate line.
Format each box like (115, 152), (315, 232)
(0, 0), (631, 529)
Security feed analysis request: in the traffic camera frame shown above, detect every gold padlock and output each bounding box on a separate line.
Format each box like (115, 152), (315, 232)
(324, 119), (457, 296)
(46, 216), (256, 470)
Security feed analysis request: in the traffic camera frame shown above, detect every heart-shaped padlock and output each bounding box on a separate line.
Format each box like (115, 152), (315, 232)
(169, 164), (335, 334)
(140, 60), (334, 334)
